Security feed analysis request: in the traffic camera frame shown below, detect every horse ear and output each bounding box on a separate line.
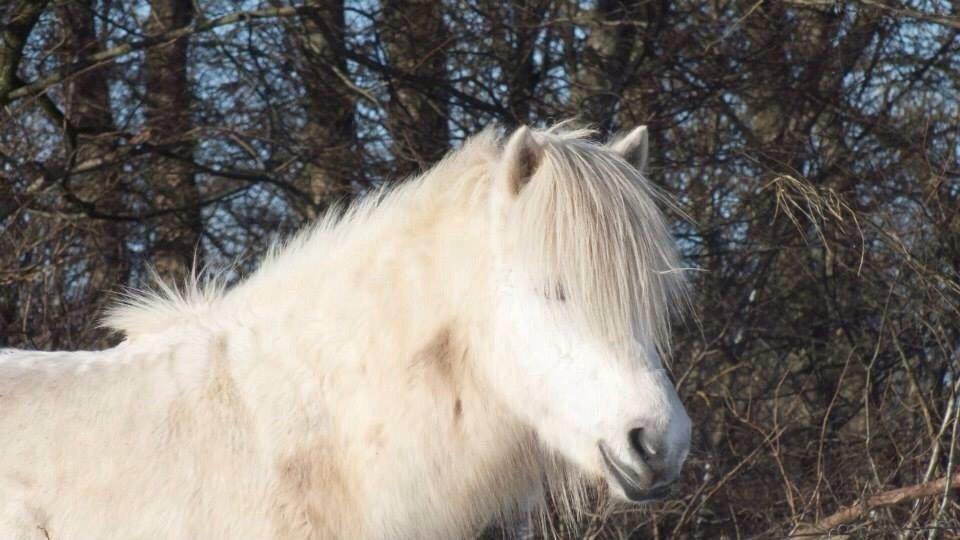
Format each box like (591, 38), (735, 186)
(609, 126), (649, 174)
(496, 126), (544, 197)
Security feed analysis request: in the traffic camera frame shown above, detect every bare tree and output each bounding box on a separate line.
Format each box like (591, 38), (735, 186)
(570, 0), (643, 134)
(143, 0), (200, 283)
(381, 0), (449, 177)
(482, 0), (548, 125)
(289, 0), (360, 216)
(58, 0), (128, 288)
(0, 0), (49, 105)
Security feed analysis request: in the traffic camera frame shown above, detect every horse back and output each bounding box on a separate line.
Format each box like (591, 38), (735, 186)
(0, 339), (272, 538)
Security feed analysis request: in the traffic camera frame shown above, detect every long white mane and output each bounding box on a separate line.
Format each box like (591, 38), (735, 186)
(105, 125), (686, 354)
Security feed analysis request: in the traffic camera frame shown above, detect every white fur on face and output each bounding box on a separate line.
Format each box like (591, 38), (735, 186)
(485, 261), (691, 501)
(487, 125), (691, 502)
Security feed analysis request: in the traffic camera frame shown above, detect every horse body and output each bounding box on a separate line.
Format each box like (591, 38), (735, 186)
(1, 125), (690, 539)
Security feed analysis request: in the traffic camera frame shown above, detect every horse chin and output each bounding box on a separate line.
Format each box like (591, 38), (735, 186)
(598, 441), (671, 503)
(610, 482), (672, 504)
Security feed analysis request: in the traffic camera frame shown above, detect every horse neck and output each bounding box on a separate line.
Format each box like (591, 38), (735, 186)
(236, 170), (494, 351)
(231, 172), (541, 535)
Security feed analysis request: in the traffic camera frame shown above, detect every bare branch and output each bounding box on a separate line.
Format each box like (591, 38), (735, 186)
(816, 473), (960, 531)
(0, 0), (51, 102)
(2, 5), (316, 105)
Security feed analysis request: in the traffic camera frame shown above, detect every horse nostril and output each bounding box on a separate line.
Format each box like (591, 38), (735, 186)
(628, 427), (649, 462)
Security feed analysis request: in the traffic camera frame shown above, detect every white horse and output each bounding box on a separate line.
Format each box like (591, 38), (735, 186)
(0, 124), (691, 539)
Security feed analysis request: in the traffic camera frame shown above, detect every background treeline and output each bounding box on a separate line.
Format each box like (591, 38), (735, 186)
(2, 0), (959, 537)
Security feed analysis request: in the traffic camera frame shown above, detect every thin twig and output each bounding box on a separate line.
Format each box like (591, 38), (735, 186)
(927, 387), (960, 540)
(3, 6), (318, 105)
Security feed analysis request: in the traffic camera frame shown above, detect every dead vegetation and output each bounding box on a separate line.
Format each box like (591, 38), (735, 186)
(2, 0), (959, 537)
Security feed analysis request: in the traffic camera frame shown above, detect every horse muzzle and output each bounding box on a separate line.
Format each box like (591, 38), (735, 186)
(598, 440), (676, 503)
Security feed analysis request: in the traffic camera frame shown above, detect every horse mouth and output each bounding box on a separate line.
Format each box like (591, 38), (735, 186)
(598, 441), (671, 503)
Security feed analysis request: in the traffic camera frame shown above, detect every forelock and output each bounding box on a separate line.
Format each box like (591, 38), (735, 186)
(507, 128), (688, 354)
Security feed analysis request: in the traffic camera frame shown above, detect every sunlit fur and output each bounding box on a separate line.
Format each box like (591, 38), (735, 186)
(0, 125), (689, 539)
(502, 128), (687, 353)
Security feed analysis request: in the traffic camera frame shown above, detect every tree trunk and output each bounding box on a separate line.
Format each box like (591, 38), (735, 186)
(381, 0), (449, 178)
(291, 0), (359, 217)
(571, 0), (642, 135)
(483, 0), (546, 125)
(0, 0), (49, 344)
(143, 0), (201, 284)
(59, 0), (128, 291)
